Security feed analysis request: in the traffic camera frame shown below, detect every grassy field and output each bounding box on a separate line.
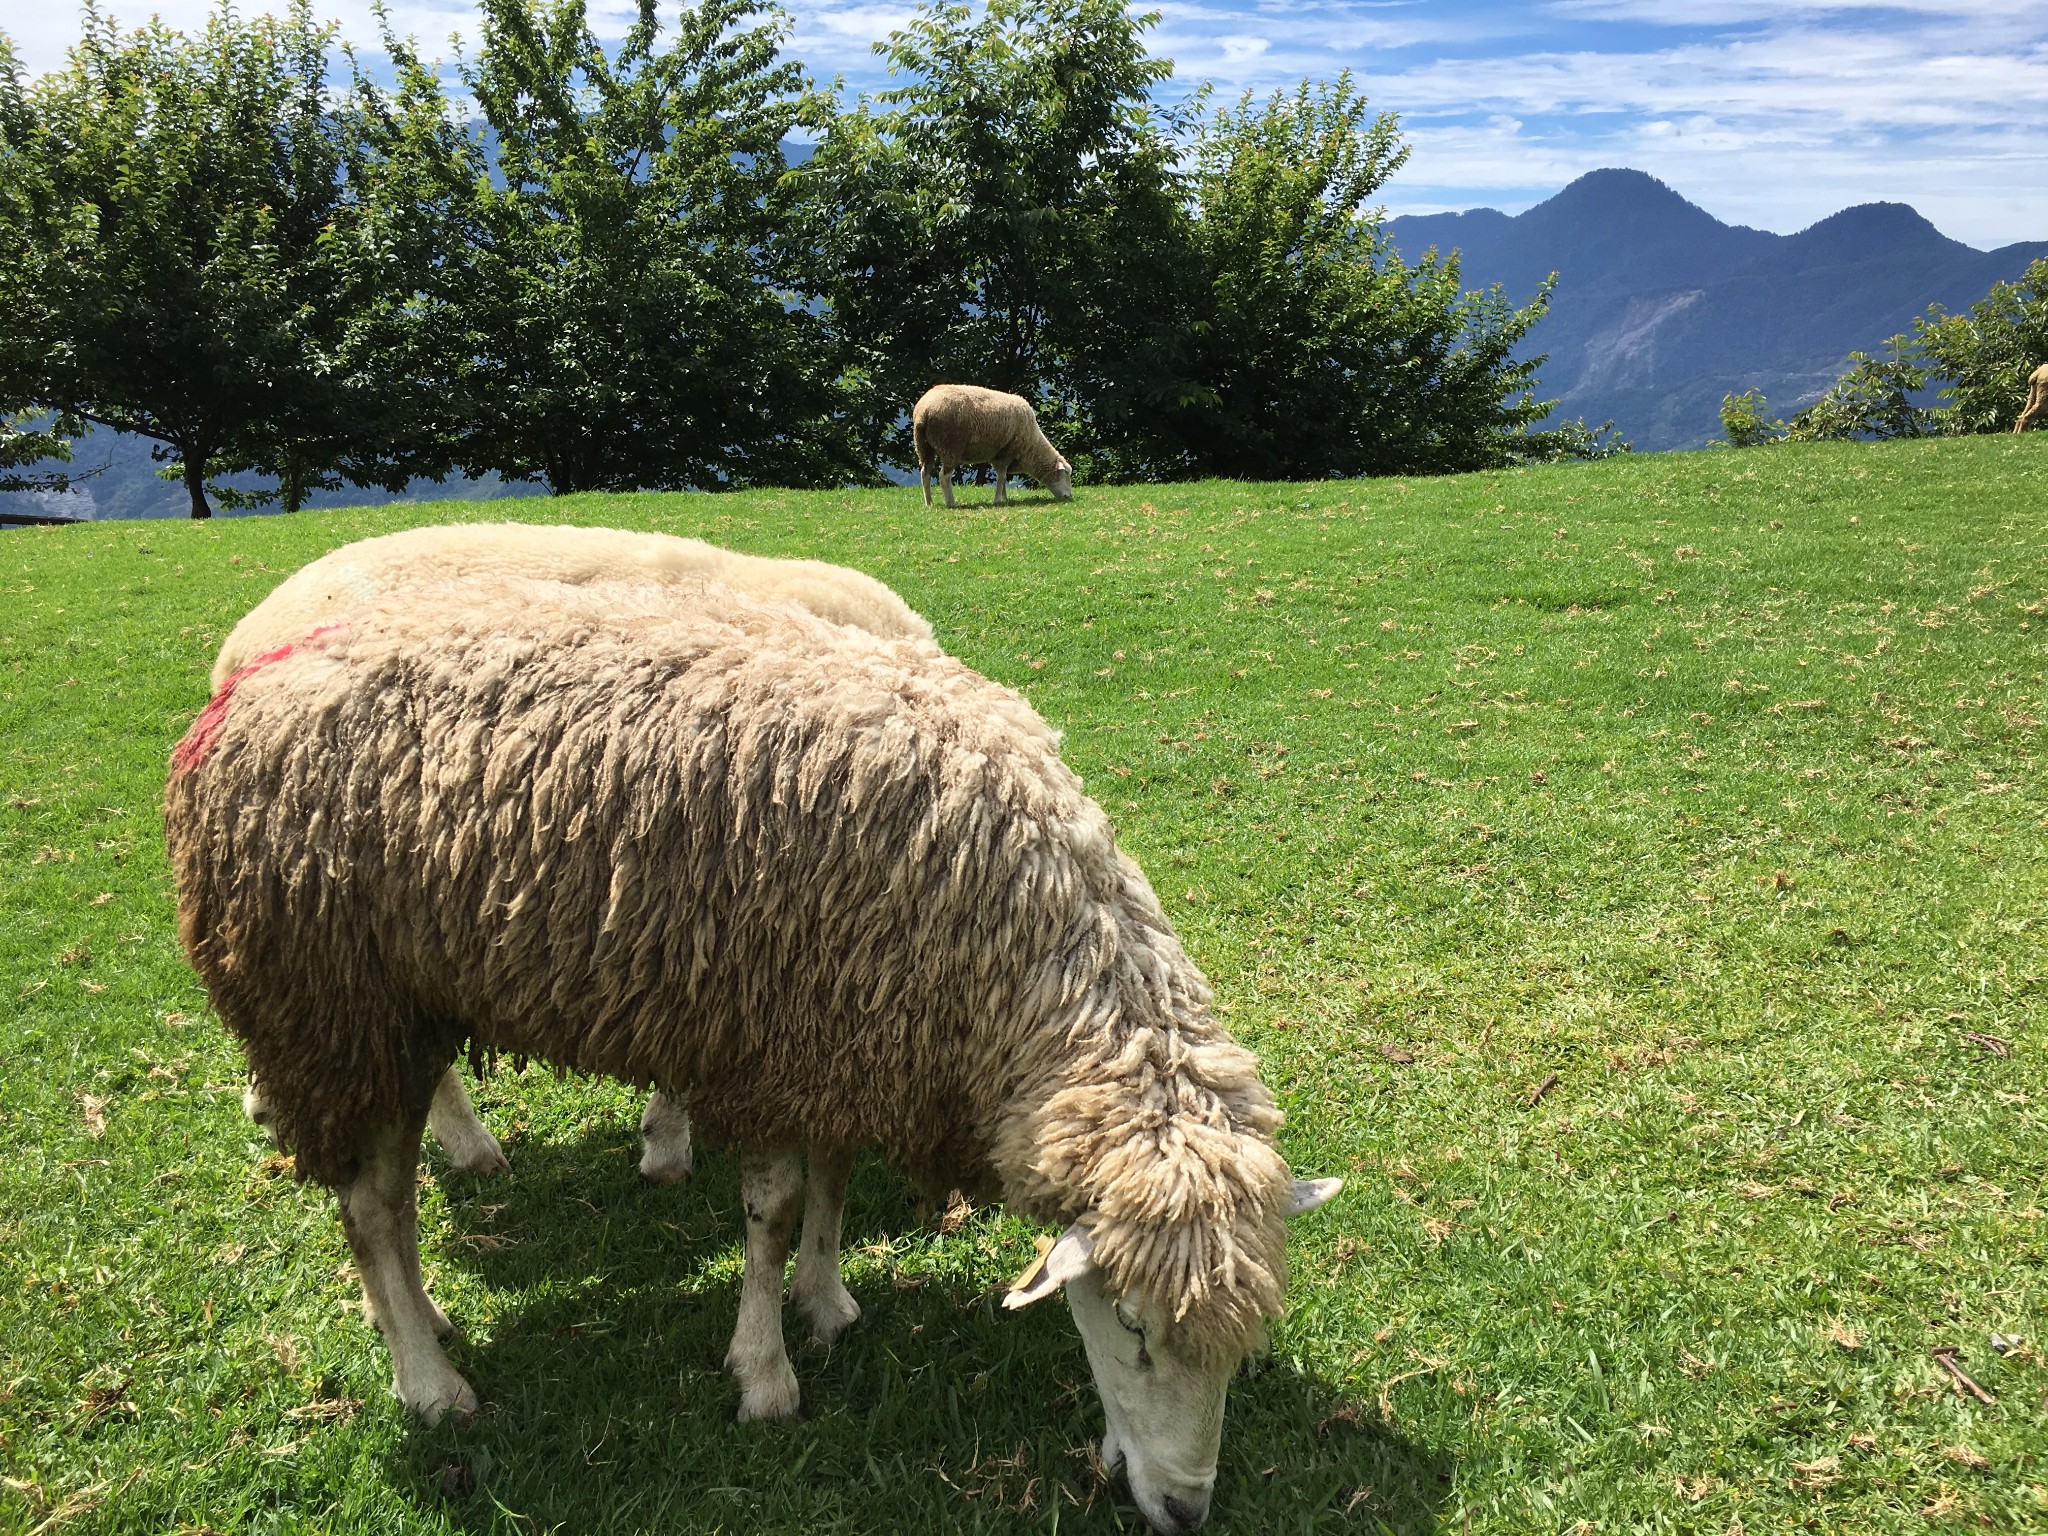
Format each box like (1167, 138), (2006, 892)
(2, 436), (2044, 1535)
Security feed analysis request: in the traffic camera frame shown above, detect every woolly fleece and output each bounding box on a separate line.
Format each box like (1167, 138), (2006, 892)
(210, 522), (932, 691)
(912, 385), (1072, 500)
(167, 580), (1295, 1363)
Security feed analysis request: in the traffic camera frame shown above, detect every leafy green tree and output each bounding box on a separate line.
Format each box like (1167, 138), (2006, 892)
(349, 0), (851, 495)
(0, 3), (357, 517)
(1718, 388), (1782, 448)
(1171, 75), (1566, 479)
(811, 13), (1573, 482)
(0, 37), (72, 495)
(1912, 258), (2048, 434)
(1785, 342), (1929, 442)
(802, 0), (1191, 472)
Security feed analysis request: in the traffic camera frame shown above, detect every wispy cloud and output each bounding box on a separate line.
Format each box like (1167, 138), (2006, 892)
(4, 1), (2042, 247)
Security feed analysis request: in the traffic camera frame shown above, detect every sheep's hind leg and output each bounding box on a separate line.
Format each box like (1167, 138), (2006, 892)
(790, 1144), (860, 1346)
(638, 1091), (693, 1183)
(940, 465), (957, 509)
(339, 1118), (477, 1424)
(994, 465), (1008, 504)
(427, 1067), (508, 1176)
(725, 1145), (803, 1421)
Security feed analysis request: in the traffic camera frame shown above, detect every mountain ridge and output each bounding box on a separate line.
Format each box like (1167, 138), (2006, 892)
(1385, 168), (2048, 449)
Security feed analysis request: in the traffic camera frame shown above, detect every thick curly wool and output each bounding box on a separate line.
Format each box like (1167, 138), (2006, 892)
(210, 522), (932, 691)
(167, 579), (1291, 1365)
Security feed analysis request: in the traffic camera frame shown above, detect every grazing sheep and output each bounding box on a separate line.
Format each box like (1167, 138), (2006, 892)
(219, 522), (934, 1186)
(2016, 363), (2048, 433)
(166, 579), (1338, 1534)
(912, 385), (1073, 508)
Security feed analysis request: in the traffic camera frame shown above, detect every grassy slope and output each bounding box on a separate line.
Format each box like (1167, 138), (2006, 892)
(1, 437), (2043, 1535)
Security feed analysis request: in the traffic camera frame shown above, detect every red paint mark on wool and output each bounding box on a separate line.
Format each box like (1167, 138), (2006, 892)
(169, 623), (346, 775)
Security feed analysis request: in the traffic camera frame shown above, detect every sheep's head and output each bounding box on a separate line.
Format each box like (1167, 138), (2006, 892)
(1047, 459), (1074, 501)
(1005, 1177), (1341, 1533)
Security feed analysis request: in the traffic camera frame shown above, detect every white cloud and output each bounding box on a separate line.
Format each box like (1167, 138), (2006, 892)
(5, 1), (2043, 246)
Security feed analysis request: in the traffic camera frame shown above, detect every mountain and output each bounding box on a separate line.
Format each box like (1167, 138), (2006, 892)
(1385, 169), (2048, 450)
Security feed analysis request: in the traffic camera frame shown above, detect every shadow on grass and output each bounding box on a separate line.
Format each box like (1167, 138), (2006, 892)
(392, 1127), (1452, 1534)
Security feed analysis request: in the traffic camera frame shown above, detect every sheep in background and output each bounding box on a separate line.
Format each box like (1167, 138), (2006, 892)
(219, 522), (934, 1185)
(167, 578), (1338, 1534)
(2016, 363), (2048, 432)
(912, 384), (1073, 508)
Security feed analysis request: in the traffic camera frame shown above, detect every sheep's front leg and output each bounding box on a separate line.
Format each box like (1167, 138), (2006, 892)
(725, 1145), (803, 1421)
(790, 1144), (860, 1345)
(638, 1091), (694, 1183)
(426, 1068), (509, 1176)
(338, 1118), (477, 1424)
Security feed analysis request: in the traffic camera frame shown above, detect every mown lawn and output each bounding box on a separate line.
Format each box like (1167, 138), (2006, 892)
(2, 436), (2044, 1535)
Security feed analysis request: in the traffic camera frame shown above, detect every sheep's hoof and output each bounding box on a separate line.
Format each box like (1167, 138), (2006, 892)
(797, 1284), (861, 1347)
(399, 1365), (479, 1426)
(639, 1142), (693, 1183)
(733, 1361), (800, 1423)
(637, 1104), (693, 1183)
(437, 1123), (510, 1177)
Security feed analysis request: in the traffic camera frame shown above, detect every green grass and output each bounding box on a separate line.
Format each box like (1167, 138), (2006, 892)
(3, 436), (2045, 1534)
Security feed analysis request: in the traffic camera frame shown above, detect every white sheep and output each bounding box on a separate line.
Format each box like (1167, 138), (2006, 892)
(219, 522), (934, 1186)
(166, 578), (1338, 1534)
(912, 385), (1074, 508)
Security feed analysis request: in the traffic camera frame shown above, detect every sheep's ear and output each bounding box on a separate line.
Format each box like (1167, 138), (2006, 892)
(1286, 1177), (1343, 1217)
(1003, 1221), (1096, 1309)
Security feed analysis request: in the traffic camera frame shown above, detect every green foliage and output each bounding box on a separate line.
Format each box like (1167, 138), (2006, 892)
(1912, 257), (2048, 434)
(811, 13), (1568, 482)
(1785, 342), (1930, 443)
(4, 0), (1595, 502)
(1168, 76), (1562, 479)
(341, 0), (855, 495)
(1719, 388), (1785, 448)
(0, 412), (79, 493)
(0, 2), (354, 517)
(803, 0), (1189, 472)
(4, 441), (2046, 1531)
(1790, 258), (2048, 443)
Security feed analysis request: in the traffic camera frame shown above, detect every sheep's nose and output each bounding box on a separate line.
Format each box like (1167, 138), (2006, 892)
(1161, 1493), (1209, 1531)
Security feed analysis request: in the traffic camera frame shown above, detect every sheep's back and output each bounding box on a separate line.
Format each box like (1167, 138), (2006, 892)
(211, 524), (931, 690)
(913, 385), (1036, 465)
(170, 580), (1107, 1187)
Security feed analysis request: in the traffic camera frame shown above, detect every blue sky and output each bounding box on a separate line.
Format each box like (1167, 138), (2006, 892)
(9, 2), (2045, 247)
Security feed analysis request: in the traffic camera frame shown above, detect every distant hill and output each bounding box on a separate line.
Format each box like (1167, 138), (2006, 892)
(1385, 169), (2048, 450)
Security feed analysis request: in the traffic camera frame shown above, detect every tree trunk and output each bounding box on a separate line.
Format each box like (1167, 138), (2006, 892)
(183, 454), (213, 519)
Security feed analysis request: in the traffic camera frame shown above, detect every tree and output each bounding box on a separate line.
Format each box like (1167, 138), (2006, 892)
(348, 0), (854, 495)
(1784, 342), (1929, 442)
(1913, 258), (2048, 434)
(1718, 388), (1781, 448)
(803, 0), (1191, 472)
(810, 10), (1576, 482)
(0, 3), (357, 517)
(1170, 76), (1568, 479)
